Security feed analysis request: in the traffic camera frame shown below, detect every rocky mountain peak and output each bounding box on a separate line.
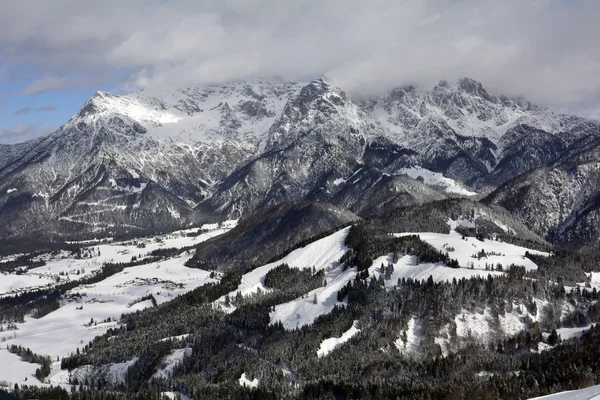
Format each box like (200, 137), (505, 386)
(457, 77), (493, 102)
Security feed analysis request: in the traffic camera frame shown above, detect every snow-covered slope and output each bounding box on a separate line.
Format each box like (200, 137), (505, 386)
(317, 320), (360, 357)
(395, 230), (549, 271)
(530, 384), (600, 400)
(216, 226), (350, 312)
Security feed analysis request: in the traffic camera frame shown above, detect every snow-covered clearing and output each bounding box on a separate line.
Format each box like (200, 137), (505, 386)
(398, 167), (477, 196)
(217, 227), (350, 311)
(530, 384), (600, 400)
(161, 392), (192, 400)
(317, 321), (360, 357)
(395, 317), (421, 354)
(556, 325), (594, 341)
(153, 348), (193, 379)
(0, 349), (45, 387)
(395, 230), (549, 272)
(239, 372), (259, 388)
(370, 254), (503, 287)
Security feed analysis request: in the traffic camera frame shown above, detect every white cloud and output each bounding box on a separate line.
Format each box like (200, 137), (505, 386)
(21, 76), (68, 95)
(0, 0), (598, 113)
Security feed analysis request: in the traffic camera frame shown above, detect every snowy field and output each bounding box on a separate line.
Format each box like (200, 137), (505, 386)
(0, 222), (235, 388)
(317, 321), (360, 357)
(556, 325), (594, 341)
(395, 230), (549, 272)
(0, 222), (235, 297)
(530, 384), (600, 400)
(398, 167), (477, 196)
(217, 227), (351, 313)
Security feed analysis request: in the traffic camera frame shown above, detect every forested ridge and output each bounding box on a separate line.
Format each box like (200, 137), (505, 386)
(3, 199), (600, 399)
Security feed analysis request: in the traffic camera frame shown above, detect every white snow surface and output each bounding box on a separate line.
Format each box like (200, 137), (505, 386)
(153, 348), (193, 379)
(395, 230), (549, 272)
(371, 254), (503, 287)
(0, 224), (232, 387)
(159, 333), (192, 343)
(0, 349), (45, 386)
(239, 372), (259, 389)
(395, 317), (421, 354)
(530, 384), (600, 400)
(217, 227), (350, 311)
(556, 325), (594, 341)
(317, 321), (360, 357)
(398, 167), (477, 196)
(161, 392), (192, 400)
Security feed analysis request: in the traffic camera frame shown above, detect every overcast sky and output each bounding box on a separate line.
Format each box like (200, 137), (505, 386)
(1, 0), (599, 143)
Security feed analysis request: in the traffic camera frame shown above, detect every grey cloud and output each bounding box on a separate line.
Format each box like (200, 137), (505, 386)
(0, 0), (599, 115)
(37, 104), (56, 112)
(14, 107), (32, 115)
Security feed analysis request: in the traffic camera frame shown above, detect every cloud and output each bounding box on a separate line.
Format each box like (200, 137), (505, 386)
(21, 76), (68, 95)
(37, 104), (56, 112)
(0, 124), (53, 144)
(0, 0), (599, 114)
(13, 105), (56, 115)
(14, 107), (32, 115)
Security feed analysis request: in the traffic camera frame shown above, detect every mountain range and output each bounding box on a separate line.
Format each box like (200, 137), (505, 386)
(1, 77), (599, 247)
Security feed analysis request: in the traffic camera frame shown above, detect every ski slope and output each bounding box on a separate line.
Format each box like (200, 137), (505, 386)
(216, 227), (351, 311)
(369, 254), (503, 287)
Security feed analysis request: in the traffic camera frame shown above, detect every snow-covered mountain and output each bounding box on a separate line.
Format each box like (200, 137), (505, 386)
(362, 78), (600, 188)
(0, 77), (598, 240)
(484, 138), (600, 249)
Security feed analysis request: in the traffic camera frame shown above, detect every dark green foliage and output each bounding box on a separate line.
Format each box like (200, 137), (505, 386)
(526, 249), (598, 285)
(346, 224), (459, 271)
(264, 264), (325, 297)
(8, 345), (52, 381)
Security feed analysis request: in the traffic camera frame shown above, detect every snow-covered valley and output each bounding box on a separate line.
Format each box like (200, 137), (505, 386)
(0, 221), (235, 389)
